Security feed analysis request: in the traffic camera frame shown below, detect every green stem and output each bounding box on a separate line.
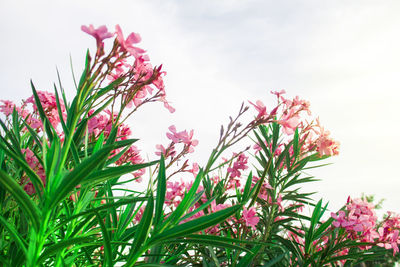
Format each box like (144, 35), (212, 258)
(27, 211), (51, 267)
(252, 205), (277, 266)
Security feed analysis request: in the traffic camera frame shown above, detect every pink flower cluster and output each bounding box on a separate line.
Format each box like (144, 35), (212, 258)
(313, 121), (340, 156)
(165, 179), (192, 207)
(87, 110), (132, 140)
(332, 198), (400, 255)
(81, 24), (175, 113)
(0, 91), (67, 133)
(227, 153), (248, 179)
(377, 212), (400, 255)
(155, 125), (199, 167)
(26, 91), (67, 129)
(166, 125), (199, 153)
(250, 91), (339, 158)
(0, 100), (17, 117)
(331, 198), (377, 233)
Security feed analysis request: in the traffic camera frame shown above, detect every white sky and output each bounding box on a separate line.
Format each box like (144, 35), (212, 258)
(1, 0), (399, 213)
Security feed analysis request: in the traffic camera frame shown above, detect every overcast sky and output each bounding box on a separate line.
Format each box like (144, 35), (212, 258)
(1, 0), (399, 213)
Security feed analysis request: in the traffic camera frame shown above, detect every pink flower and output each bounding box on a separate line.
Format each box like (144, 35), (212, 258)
(331, 198), (379, 247)
(278, 109), (300, 135)
(165, 179), (188, 207)
(115, 25), (145, 58)
(227, 153), (248, 179)
(162, 97), (176, 113)
(0, 100), (16, 116)
(271, 89), (286, 99)
(81, 24), (113, 46)
(155, 144), (176, 158)
(249, 100), (268, 119)
(242, 207), (259, 230)
(312, 119), (340, 156)
(316, 133), (340, 156)
(166, 125), (180, 143)
(376, 212), (400, 255)
(166, 125), (198, 152)
(189, 163), (199, 176)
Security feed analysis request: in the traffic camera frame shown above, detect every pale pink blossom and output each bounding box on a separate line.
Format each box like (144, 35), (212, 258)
(115, 24), (145, 58)
(242, 207), (259, 230)
(162, 98), (176, 113)
(155, 144), (176, 158)
(166, 125), (198, 152)
(278, 109), (300, 135)
(81, 24), (113, 47)
(316, 133), (340, 156)
(189, 163), (199, 176)
(249, 100), (268, 119)
(271, 89), (286, 99)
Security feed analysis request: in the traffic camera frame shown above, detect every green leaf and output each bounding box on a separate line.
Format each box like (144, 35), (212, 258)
(135, 264), (176, 267)
(93, 132), (105, 153)
(160, 169), (204, 230)
(126, 194), (154, 265)
(154, 155), (166, 228)
(96, 211), (113, 267)
(262, 251), (288, 267)
(45, 134), (61, 189)
(60, 198), (147, 228)
(11, 108), (21, 146)
(152, 205), (241, 242)
(271, 122), (280, 151)
(56, 67), (69, 110)
(77, 49), (91, 90)
(242, 171), (253, 202)
(50, 144), (118, 209)
(81, 161), (158, 185)
(0, 119), (21, 153)
(304, 199), (323, 254)
(162, 236), (253, 254)
(0, 215), (28, 257)
(254, 130), (271, 159)
(21, 119), (43, 151)
(187, 234), (262, 246)
(37, 236), (97, 265)
(0, 139), (44, 196)
(0, 170), (41, 231)
(293, 128), (299, 159)
(237, 245), (262, 267)
(54, 84), (68, 136)
(86, 76), (126, 104)
(180, 196), (216, 222)
(31, 81), (55, 143)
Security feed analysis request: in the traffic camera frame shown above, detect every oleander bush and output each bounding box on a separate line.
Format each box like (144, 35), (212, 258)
(0, 24), (399, 266)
